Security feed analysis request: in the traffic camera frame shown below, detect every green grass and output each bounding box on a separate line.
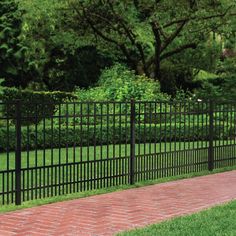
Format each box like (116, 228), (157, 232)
(119, 200), (236, 236)
(0, 141), (211, 170)
(1, 139), (233, 170)
(0, 166), (236, 214)
(194, 69), (219, 81)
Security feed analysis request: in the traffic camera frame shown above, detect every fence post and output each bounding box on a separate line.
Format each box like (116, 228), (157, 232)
(130, 99), (136, 185)
(15, 100), (22, 205)
(208, 100), (214, 171)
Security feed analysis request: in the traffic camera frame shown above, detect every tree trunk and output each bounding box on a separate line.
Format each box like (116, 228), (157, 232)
(151, 22), (162, 81)
(154, 49), (161, 80)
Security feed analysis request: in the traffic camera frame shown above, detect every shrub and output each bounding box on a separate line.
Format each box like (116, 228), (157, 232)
(0, 88), (76, 124)
(195, 58), (236, 101)
(160, 62), (201, 96)
(0, 123), (233, 152)
(76, 64), (169, 102)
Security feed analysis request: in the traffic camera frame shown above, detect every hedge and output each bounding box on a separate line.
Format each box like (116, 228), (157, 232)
(0, 88), (77, 125)
(0, 123), (234, 152)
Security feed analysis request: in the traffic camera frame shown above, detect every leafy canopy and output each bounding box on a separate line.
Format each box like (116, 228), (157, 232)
(68, 0), (236, 80)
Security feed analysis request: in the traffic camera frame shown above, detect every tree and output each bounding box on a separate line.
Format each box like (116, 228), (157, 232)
(0, 0), (31, 88)
(16, 0), (112, 91)
(42, 45), (112, 91)
(68, 0), (236, 82)
(195, 57), (236, 101)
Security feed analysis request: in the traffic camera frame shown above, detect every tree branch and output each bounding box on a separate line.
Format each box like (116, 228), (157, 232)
(161, 21), (187, 52)
(151, 21), (162, 78)
(72, 2), (136, 69)
(107, 1), (148, 73)
(163, 6), (233, 28)
(160, 43), (197, 60)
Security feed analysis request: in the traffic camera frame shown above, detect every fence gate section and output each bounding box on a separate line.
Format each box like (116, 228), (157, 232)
(0, 100), (236, 205)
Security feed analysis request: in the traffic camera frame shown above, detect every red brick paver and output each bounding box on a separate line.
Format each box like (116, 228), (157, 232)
(1, 171), (236, 236)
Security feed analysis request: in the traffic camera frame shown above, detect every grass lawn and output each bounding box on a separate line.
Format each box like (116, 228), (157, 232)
(0, 141), (211, 170)
(119, 200), (236, 236)
(1, 140), (234, 171)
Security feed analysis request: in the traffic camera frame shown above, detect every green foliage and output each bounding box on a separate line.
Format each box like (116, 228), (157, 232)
(76, 64), (169, 101)
(175, 34), (223, 73)
(41, 46), (112, 91)
(69, 0), (235, 83)
(0, 0), (37, 88)
(0, 123), (231, 152)
(194, 70), (219, 81)
(17, 0), (112, 91)
(0, 79), (4, 96)
(160, 62), (201, 96)
(0, 0), (26, 87)
(0, 88), (76, 124)
(195, 58), (236, 101)
(0, 0), (235, 94)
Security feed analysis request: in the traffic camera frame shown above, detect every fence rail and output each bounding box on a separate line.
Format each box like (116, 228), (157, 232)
(0, 100), (236, 205)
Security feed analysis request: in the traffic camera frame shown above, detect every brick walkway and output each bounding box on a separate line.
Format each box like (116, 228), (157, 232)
(1, 171), (236, 236)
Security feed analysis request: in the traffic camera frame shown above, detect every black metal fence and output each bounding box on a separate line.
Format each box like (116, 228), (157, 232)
(0, 100), (236, 205)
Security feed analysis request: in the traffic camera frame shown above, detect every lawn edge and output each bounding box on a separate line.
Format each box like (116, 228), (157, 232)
(0, 165), (236, 214)
(117, 199), (236, 236)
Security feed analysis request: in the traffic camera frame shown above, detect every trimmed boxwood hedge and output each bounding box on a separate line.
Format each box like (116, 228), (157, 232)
(0, 123), (234, 152)
(0, 88), (76, 125)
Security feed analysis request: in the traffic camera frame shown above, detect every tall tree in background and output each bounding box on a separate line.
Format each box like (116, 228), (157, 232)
(1, 0), (235, 92)
(0, 0), (30, 87)
(15, 0), (113, 91)
(68, 0), (235, 82)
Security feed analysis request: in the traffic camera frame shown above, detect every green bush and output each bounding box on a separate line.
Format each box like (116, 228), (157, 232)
(160, 62), (201, 96)
(0, 123), (233, 152)
(52, 101), (205, 126)
(76, 64), (169, 102)
(0, 88), (76, 124)
(195, 58), (236, 101)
